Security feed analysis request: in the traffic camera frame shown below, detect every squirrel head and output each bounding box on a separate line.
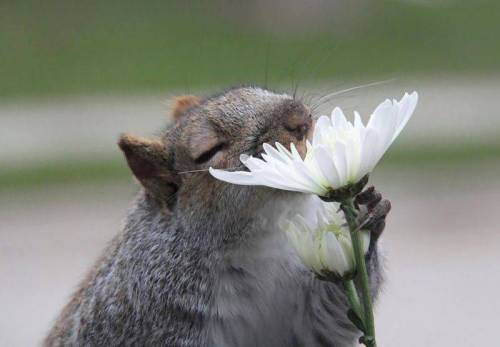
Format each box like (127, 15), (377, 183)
(119, 86), (313, 223)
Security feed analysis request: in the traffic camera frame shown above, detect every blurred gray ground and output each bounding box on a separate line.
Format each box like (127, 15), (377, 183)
(1, 165), (499, 347)
(1, 76), (500, 167)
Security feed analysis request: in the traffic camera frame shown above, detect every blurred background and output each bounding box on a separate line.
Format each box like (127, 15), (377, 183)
(1, 1), (499, 346)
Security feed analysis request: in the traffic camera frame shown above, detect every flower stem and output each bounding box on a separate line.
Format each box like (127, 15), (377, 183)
(342, 280), (363, 321)
(342, 199), (377, 347)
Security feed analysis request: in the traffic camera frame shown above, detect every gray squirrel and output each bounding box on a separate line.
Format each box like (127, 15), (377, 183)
(45, 87), (390, 347)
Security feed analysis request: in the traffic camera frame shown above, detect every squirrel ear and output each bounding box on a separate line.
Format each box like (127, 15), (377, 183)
(171, 95), (200, 120)
(118, 134), (179, 208)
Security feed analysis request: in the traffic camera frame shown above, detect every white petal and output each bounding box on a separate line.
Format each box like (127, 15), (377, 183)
(267, 157), (324, 193)
(294, 224), (324, 272)
(354, 111), (365, 130)
(314, 115), (331, 145)
(313, 146), (341, 188)
(392, 91), (418, 142)
(338, 233), (356, 271)
(342, 133), (362, 182)
(332, 141), (349, 186)
(306, 140), (313, 152)
(331, 107), (349, 129)
(209, 168), (260, 185)
(240, 153), (250, 163)
(291, 160), (328, 195)
(366, 99), (392, 130)
(290, 143), (303, 161)
(262, 143), (290, 164)
(242, 156), (268, 171)
(321, 232), (350, 275)
(275, 142), (294, 161)
(358, 127), (380, 178)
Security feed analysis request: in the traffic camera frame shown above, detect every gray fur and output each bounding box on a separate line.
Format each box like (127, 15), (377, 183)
(45, 87), (384, 347)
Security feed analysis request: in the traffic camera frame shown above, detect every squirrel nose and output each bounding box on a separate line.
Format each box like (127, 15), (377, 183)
(283, 113), (313, 141)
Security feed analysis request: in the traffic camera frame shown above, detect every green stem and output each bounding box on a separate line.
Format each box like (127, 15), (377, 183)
(342, 199), (377, 347)
(342, 280), (363, 320)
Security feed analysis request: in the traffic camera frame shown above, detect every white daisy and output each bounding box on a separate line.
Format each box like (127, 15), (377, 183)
(282, 201), (370, 279)
(209, 92), (418, 197)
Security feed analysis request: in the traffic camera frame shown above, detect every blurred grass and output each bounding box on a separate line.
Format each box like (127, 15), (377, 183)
(1, 141), (499, 191)
(2, 1), (499, 191)
(1, 1), (500, 98)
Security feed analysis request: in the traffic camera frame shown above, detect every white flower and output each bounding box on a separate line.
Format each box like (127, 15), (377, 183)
(209, 92), (418, 196)
(282, 201), (370, 279)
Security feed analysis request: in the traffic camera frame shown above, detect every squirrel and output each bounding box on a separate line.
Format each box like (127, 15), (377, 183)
(44, 86), (390, 347)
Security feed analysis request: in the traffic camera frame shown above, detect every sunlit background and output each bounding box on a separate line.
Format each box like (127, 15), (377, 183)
(1, 1), (499, 346)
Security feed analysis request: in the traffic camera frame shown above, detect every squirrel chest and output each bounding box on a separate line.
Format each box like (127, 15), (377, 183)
(208, 231), (304, 347)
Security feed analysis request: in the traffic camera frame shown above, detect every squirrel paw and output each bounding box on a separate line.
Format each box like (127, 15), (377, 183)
(354, 186), (391, 242)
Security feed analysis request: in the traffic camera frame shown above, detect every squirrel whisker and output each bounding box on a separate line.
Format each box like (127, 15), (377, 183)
(311, 78), (396, 112)
(178, 166), (241, 174)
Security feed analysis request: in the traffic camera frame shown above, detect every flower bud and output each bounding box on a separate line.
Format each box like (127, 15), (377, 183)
(282, 201), (370, 281)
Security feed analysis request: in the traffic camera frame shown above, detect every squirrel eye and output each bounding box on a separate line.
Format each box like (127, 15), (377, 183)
(194, 142), (227, 164)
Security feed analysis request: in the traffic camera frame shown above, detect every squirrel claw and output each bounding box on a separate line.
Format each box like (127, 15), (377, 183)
(354, 187), (391, 241)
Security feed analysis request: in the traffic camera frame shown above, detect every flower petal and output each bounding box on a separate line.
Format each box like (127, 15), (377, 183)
(321, 232), (350, 276)
(358, 127), (380, 177)
(392, 91), (418, 142)
(313, 146), (341, 188)
(209, 168), (260, 185)
(331, 107), (349, 129)
(332, 141), (349, 185)
(313, 116), (331, 146)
